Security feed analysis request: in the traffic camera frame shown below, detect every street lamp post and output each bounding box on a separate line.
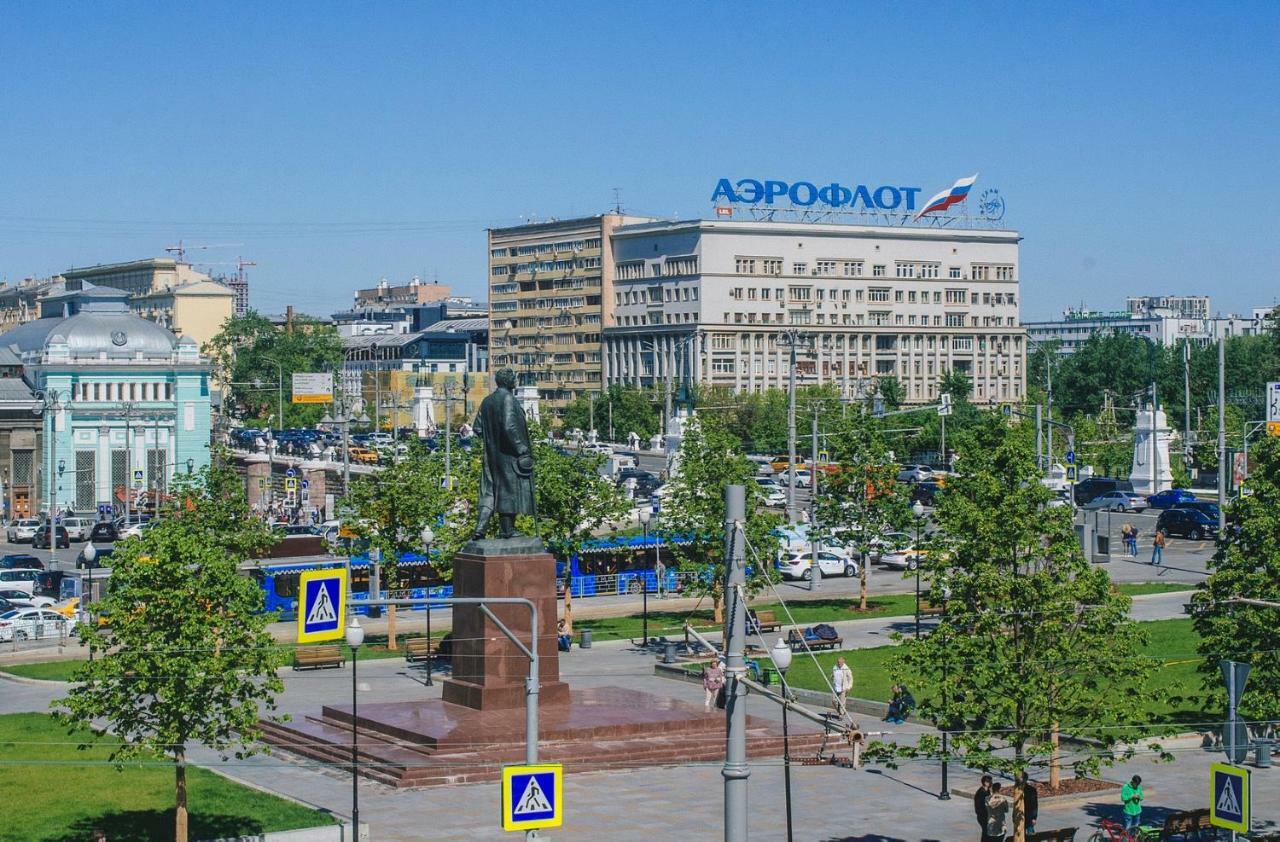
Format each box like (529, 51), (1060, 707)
(345, 616), (365, 835)
(421, 524), (435, 686)
(772, 637), (795, 842)
(939, 590), (951, 801)
(639, 509), (651, 644)
(33, 389), (71, 570)
(82, 541), (97, 665)
(913, 500), (925, 639)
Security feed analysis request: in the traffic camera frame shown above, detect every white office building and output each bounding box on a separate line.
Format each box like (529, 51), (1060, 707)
(602, 219), (1025, 404)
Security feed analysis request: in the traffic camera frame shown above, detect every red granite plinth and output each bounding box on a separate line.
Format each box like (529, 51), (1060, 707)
(440, 544), (570, 710)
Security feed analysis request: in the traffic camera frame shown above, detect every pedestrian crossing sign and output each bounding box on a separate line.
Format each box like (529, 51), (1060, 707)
(501, 763), (562, 832)
(296, 569), (346, 643)
(1210, 762), (1249, 832)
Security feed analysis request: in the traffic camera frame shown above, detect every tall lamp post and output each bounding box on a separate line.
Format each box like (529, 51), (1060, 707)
(345, 616), (365, 835)
(939, 590), (951, 801)
(421, 524), (435, 686)
(638, 509), (651, 644)
(772, 637), (795, 842)
(33, 388), (71, 570)
(82, 541), (97, 665)
(912, 500), (925, 639)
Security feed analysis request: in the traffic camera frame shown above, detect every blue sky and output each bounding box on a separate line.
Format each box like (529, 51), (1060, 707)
(2, 3), (1277, 319)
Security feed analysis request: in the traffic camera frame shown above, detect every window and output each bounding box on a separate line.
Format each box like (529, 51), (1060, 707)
(971, 265), (991, 280)
(711, 359), (736, 374)
(842, 261), (864, 277)
(763, 258), (783, 275)
(665, 256), (698, 276)
(761, 288), (770, 300)
(920, 263), (940, 279)
(933, 291), (942, 303)
(789, 310), (812, 325)
(995, 265), (1015, 280)
(894, 290), (904, 302)
(908, 291), (917, 303)
(949, 267), (962, 279)
(945, 288), (968, 304)
(815, 260), (837, 276)
(617, 260), (646, 281)
(953, 337), (974, 350)
(971, 292), (980, 304)
(792, 262), (807, 275)
(868, 287), (890, 302)
(945, 313), (966, 327)
(788, 286), (811, 301)
(730, 287), (743, 299)
(855, 289), (864, 302)
(735, 257), (757, 274)
(895, 262), (916, 278)
(747, 288), (757, 300)
(872, 264), (886, 277)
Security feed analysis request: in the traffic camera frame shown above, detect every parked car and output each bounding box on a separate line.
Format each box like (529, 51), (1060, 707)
(1083, 491), (1148, 513)
(897, 465), (934, 484)
(1155, 508), (1219, 540)
(87, 522), (120, 543)
(880, 546), (949, 571)
(910, 481), (944, 506)
(790, 469), (814, 489)
(1073, 477), (1135, 506)
(868, 531), (913, 561)
(0, 553), (43, 571)
(753, 478), (787, 507)
(118, 521), (153, 540)
(75, 547), (115, 569)
(0, 607), (71, 642)
(1146, 489), (1198, 509)
(775, 549), (858, 581)
(1046, 489), (1072, 508)
(6, 519), (39, 543)
(31, 524), (70, 549)
(0, 588), (36, 605)
(1172, 501), (1220, 520)
(349, 447), (380, 464)
(0, 569), (42, 596)
(61, 517), (92, 541)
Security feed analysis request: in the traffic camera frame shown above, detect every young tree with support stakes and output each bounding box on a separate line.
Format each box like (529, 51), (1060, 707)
(814, 411), (910, 611)
(57, 484), (285, 842)
(887, 415), (1157, 836)
(657, 414), (780, 623)
(1192, 435), (1280, 721)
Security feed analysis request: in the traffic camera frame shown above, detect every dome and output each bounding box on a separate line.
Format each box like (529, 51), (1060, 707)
(58, 311), (177, 357)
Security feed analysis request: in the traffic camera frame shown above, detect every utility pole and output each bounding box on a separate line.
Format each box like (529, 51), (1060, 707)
(810, 407), (821, 593)
(1217, 337), (1227, 530)
(589, 391), (596, 440)
(1035, 403), (1043, 472)
(1045, 355), (1054, 466)
(1184, 340), (1193, 475)
(778, 330), (809, 524)
(1151, 382), (1160, 495)
(443, 380), (454, 489)
(722, 484), (748, 842)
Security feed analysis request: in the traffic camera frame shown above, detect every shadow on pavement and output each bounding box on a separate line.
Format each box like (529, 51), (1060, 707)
(821, 836), (935, 842)
(863, 766), (946, 799)
(46, 810), (261, 842)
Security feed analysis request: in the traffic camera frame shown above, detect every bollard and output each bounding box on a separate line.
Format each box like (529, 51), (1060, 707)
(579, 629), (593, 649)
(663, 641), (677, 664)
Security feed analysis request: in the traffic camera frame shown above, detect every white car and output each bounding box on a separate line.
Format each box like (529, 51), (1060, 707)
(61, 517), (92, 541)
(789, 469), (814, 489)
(897, 465), (934, 483)
(6, 519), (39, 543)
(0, 569), (41, 596)
(753, 478), (786, 508)
(0, 607), (71, 641)
(119, 521), (154, 539)
(775, 549), (858, 581)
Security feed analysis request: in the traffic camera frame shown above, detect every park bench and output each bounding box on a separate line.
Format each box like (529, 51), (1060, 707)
(749, 610), (781, 634)
(292, 645), (345, 671)
(1154, 808), (1210, 840)
(917, 599), (944, 618)
(1006, 828), (1076, 842)
(786, 628), (843, 652)
(404, 637), (436, 664)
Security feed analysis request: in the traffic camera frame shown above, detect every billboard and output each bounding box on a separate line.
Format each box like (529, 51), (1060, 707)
(291, 372), (333, 404)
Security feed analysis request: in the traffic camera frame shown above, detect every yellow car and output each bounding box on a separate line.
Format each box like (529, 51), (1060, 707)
(349, 447), (380, 464)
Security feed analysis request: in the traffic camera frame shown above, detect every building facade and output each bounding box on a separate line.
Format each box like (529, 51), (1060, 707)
(487, 214), (653, 411)
(129, 279), (235, 352)
(602, 219), (1026, 405)
(1027, 297), (1275, 354)
(0, 282), (212, 516)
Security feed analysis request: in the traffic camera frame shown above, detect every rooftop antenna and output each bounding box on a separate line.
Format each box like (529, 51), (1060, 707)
(612, 187), (623, 214)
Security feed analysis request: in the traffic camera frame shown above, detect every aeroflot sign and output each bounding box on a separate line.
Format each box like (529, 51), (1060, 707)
(711, 175), (978, 218)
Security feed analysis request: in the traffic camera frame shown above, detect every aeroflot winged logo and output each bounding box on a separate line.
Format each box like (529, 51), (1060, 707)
(711, 174), (980, 215)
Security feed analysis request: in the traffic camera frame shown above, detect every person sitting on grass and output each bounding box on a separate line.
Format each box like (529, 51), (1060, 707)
(884, 684), (915, 724)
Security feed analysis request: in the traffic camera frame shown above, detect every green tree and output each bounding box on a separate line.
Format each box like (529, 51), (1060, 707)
(560, 384), (659, 442)
(206, 311), (346, 428)
(1191, 435), (1280, 721)
(658, 414), (780, 622)
(937, 367), (973, 403)
(814, 412), (911, 610)
(57, 516), (284, 842)
(166, 446), (278, 559)
(889, 415), (1155, 790)
(875, 376), (904, 410)
(523, 429), (631, 633)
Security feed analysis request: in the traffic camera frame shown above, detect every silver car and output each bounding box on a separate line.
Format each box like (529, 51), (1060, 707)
(6, 519), (39, 543)
(1083, 491), (1147, 513)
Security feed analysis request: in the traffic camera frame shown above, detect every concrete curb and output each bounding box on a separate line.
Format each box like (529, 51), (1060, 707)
(0, 670), (74, 688)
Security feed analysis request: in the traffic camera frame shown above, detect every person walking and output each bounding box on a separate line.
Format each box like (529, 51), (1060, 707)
(1151, 529), (1166, 566)
(973, 775), (992, 841)
(1121, 774), (1144, 832)
(985, 781), (1010, 842)
(1019, 771), (1039, 835)
(702, 659), (725, 713)
(831, 656), (854, 716)
(1121, 522), (1134, 556)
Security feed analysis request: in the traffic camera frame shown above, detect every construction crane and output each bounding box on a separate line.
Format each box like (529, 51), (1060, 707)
(164, 241), (243, 262)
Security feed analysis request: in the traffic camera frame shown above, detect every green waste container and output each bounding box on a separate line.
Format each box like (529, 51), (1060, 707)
(762, 666), (780, 686)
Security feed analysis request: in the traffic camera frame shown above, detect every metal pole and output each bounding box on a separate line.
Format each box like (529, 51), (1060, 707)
(444, 384), (452, 489)
(1184, 340), (1193, 474)
(1035, 403), (1043, 472)
(642, 519), (649, 643)
(1151, 382), (1159, 495)
(425, 540), (433, 687)
(351, 643), (360, 834)
(342, 418), (351, 496)
(787, 335), (798, 523)
(810, 408), (820, 593)
(914, 514), (922, 639)
(722, 484), (748, 842)
(940, 413), (946, 469)
(1046, 358), (1053, 464)
(1218, 338), (1227, 531)
(782, 695), (793, 842)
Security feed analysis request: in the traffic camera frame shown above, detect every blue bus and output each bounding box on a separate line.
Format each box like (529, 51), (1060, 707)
(557, 533), (693, 597)
(246, 552), (452, 618)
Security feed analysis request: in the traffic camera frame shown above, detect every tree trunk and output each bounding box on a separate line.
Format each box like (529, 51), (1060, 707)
(1012, 785), (1025, 842)
(858, 552), (869, 611)
(387, 603), (398, 650)
(563, 574), (574, 635)
(1050, 723), (1061, 789)
(713, 593), (723, 625)
(175, 748), (189, 842)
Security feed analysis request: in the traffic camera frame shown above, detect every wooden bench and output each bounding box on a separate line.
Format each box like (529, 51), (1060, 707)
(917, 600), (944, 617)
(405, 637), (435, 664)
(750, 610), (781, 634)
(786, 630), (843, 652)
(293, 645), (345, 671)
(1155, 808), (1210, 840)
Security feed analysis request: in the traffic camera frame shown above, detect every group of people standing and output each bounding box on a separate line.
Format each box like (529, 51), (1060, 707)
(1119, 523), (1167, 566)
(974, 773), (1038, 841)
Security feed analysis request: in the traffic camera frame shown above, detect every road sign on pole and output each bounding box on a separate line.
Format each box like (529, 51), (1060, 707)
(297, 569), (346, 644)
(1210, 762), (1249, 832)
(650, 494), (660, 514)
(938, 393), (953, 417)
(501, 763), (562, 832)
(132, 470), (144, 488)
(1065, 450), (1076, 465)
(1268, 382), (1280, 422)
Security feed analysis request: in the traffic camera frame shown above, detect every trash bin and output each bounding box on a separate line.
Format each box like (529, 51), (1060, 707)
(579, 629), (593, 649)
(1096, 535), (1110, 557)
(762, 666), (780, 686)
(662, 641), (677, 664)
(1255, 739), (1273, 768)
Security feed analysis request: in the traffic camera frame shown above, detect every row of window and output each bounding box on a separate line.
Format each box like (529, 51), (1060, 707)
(491, 256), (602, 277)
(732, 256), (1015, 281)
(702, 332), (1021, 353)
(727, 286), (1016, 306)
(490, 238), (603, 259)
(616, 287), (700, 306)
(615, 255), (700, 281)
(720, 310), (1019, 327)
(74, 381), (174, 402)
(617, 312), (699, 327)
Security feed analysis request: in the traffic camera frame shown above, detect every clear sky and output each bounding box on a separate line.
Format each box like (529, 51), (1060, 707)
(2, 3), (1277, 320)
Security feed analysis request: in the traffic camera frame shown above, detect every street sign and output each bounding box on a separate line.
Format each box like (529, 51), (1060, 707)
(291, 372), (334, 404)
(285, 477), (298, 492)
(1268, 382), (1280, 423)
(286, 468), (296, 478)
(301, 479), (309, 490)
(132, 470), (144, 488)
(650, 494), (660, 514)
(501, 763), (562, 832)
(296, 569), (346, 644)
(1066, 465), (1077, 482)
(1065, 450), (1076, 465)
(1210, 762), (1249, 832)
(1268, 421), (1280, 438)
(938, 393), (953, 417)
(1221, 660), (1251, 706)
(818, 450), (829, 463)
(257, 478), (266, 491)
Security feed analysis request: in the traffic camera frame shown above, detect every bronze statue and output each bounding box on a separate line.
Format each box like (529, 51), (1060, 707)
(472, 368), (535, 539)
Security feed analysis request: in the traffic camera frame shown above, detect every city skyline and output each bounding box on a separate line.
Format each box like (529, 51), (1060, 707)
(2, 3), (1277, 320)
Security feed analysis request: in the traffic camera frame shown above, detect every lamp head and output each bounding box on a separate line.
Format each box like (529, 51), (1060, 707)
(421, 525), (434, 545)
(345, 615), (365, 648)
(772, 637), (793, 672)
(639, 509), (651, 526)
(912, 500), (925, 518)
(83, 542), (97, 563)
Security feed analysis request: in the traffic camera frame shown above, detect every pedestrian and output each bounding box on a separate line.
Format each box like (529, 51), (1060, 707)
(1121, 523), (1134, 556)
(831, 656), (854, 716)
(1151, 529), (1166, 566)
(1121, 774), (1144, 832)
(985, 781), (1010, 842)
(702, 658), (725, 713)
(973, 774), (992, 841)
(1019, 771), (1039, 835)
(1129, 523), (1140, 557)
(885, 684), (915, 724)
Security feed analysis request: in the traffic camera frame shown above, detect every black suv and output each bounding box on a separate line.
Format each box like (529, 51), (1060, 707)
(31, 524), (70, 549)
(0, 553), (43, 570)
(1156, 508), (1218, 540)
(1073, 477), (1136, 506)
(88, 522), (120, 543)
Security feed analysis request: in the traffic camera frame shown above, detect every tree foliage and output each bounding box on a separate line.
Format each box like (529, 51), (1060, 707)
(206, 311), (346, 428)
(559, 384), (660, 441)
(58, 509), (284, 842)
(1192, 435), (1280, 721)
(524, 429), (631, 558)
(887, 415), (1157, 780)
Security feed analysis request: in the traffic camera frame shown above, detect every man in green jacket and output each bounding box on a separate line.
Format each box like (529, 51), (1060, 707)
(1121, 775), (1144, 832)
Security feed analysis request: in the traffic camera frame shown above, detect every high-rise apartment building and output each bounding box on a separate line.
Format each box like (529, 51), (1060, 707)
(487, 214), (652, 410)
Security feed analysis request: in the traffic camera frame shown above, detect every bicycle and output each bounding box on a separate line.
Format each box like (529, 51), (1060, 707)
(1087, 818), (1161, 842)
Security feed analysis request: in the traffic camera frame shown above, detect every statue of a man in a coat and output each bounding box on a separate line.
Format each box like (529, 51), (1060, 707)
(472, 368), (535, 539)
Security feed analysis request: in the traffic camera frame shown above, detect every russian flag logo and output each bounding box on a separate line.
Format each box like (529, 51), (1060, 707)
(915, 174), (978, 219)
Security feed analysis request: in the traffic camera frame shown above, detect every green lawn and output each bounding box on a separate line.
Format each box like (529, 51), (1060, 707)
(1118, 582), (1195, 596)
(0, 713), (334, 842)
(0, 660), (85, 682)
